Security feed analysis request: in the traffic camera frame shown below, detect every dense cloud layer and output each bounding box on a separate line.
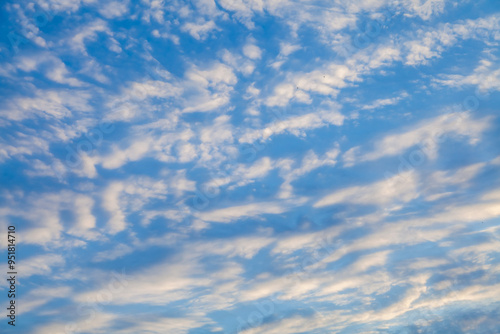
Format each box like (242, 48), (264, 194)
(0, 0), (500, 333)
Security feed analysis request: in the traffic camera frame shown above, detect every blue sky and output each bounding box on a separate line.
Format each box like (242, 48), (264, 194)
(1, 0), (500, 333)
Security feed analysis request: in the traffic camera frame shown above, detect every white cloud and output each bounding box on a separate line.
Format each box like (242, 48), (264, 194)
(314, 171), (419, 208)
(105, 79), (182, 122)
(111, 317), (215, 334)
(0, 191), (99, 246)
(406, 258), (449, 270)
(222, 49), (256, 75)
(181, 20), (219, 40)
(98, 1), (129, 19)
(345, 250), (392, 274)
(192, 235), (274, 259)
(270, 42), (302, 69)
(216, 0), (264, 28)
(239, 105), (345, 143)
(205, 156), (274, 191)
(19, 286), (72, 315)
(195, 198), (306, 223)
(195, 201), (287, 223)
(240, 315), (325, 334)
(102, 183), (126, 234)
(271, 224), (344, 256)
(187, 62), (237, 87)
(411, 283), (500, 318)
(343, 111), (491, 166)
(0, 133), (51, 164)
(183, 62), (237, 113)
(0, 89), (92, 121)
(101, 136), (153, 169)
(266, 65), (359, 106)
(102, 177), (168, 234)
(73, 240), (248, 308)
(68, 194), (98, 239)
(410, 197), (500, 228)
(279, 42), (301, 57)
(93, 244), (133, 262)
(353, 45), (402, 69)
(402, 0), (446, 20)
(450, 238), (500, 261)
(434, 58), (500, 93)
(277, 146), (340, 199)
(3, 3), (500, 333)
(36, 313), (117, 334)
(69, 19), (112, 55)
(423, 162), (486, 201)
(404, 15), (500, 65)
(97, 111), (235, 171)
(13, 53), (84, 86)
(361, 91), (409, 110)
(243, 43), (262, 60)
(34, 0), (98, 13)
(140, 0), (166, 23)
(21, 254), (65, 278)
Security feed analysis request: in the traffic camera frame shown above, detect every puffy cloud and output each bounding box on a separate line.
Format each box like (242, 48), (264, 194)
(98, 1), (129, 19)
(183, 62), (238, 113)
(105, 79), (182, 122)
(102, 177), (169, 234)
(434, 58), (500, 93)
(19, 286), (72, 315)
(195, 200), (290, 223)
(243, 42), (262, 60)
(0, 89), (92, 121)
(18, 254), (65, 278)
(314, 171), (419, 208)
(2, 1), (500, 333)
(404, 15), (500, 65)
(240, 106), (345, 143)
(181, 20), (219, 40)
(277, 146), (341, 199)
(402, 0), (446, 20)
(361, 91), (409, 110)
(279, 42), (301, 57)
(205, 156), (275, 191)
(343, 112), (491, 166)
(37, 313), (118, 334)
(0, 191), (100, 246)
(68, 19), (113, 55)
